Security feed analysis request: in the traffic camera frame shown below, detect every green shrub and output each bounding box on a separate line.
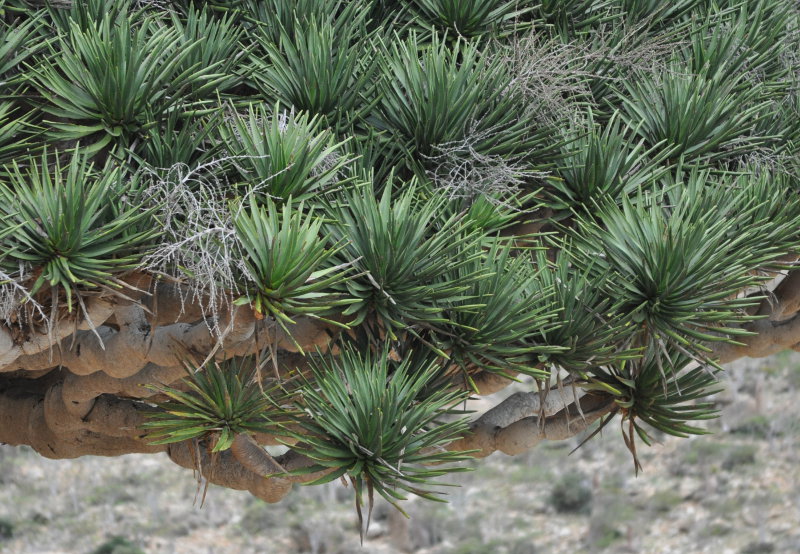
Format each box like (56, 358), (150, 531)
(721, 445), (758, 471)
(730, 415), (772, 439)
(90, 536), (144, 554)
(741, 542), (776, 554)
(0, 518), (13, 540)
(549, 471), (592, 514)
(649, 489), (683, 514)
(678, 441), (757, 473)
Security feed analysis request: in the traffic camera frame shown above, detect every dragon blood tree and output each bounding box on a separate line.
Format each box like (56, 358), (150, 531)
(1, 0), (800, 526)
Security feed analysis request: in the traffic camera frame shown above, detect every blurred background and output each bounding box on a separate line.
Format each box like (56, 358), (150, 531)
(1, 353), (799, 554)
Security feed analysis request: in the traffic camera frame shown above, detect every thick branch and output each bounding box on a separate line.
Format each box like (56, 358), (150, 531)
(0, 385), (163, 458)
(231, 433), (288, 476)
(0, 273), (154, 369)
(6, 310), (332, 377)
(470, 370), (518, 395)
(478, 388), (585, 429)
(712, 314), (800, 363)
(7, 306), (255, 375)
(141, 282), (207, 326)
(448, 392), (614, 458)
(757, 268), (800, 321)
(0, 297), (116, 369)
(0, 377), (323, 504)
(166, 441), (293, 503)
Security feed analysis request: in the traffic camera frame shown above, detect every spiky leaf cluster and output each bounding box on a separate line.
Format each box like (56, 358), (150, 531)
(143, 356), (287, 452)
(233, 198), (352, 332)
(0, 151), (153, 309)
(582, 348), (721, 472)
(285, 346), (473, 527)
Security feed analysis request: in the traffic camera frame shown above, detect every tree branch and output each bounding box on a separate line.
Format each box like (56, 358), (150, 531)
(712, 313), (800, 363)
(758, 268), (800, 321)
(447, 392), (615, 458)
(0, 384), (163, 458)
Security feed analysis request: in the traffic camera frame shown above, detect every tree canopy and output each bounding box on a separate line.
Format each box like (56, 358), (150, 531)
(0, 0), (799, 531)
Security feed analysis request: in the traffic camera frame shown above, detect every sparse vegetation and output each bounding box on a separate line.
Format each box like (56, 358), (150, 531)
(91, 536), (145, 554)
(730, 415), (772, 439)
(677, 441), (758, 473)
(741, 542), (776, 554)
(0, 518), (13, 540)
(648, 489), (683, 514)
(550, 471), (592, 514)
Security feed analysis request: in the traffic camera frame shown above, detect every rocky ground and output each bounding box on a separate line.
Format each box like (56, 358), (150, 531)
(1, 353), (799, 554)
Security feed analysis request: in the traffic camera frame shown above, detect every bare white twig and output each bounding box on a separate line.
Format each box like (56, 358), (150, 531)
(423, 120), (545, 202)
(0, 265), (49, 333)
(504, 23), (679, 124)
(140, 158), (252, 334)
